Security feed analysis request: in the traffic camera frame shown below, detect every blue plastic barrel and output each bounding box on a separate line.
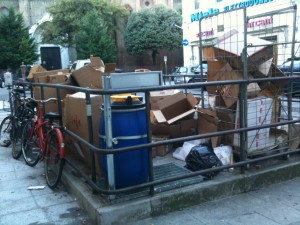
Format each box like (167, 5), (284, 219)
(99, 95), (149, 189)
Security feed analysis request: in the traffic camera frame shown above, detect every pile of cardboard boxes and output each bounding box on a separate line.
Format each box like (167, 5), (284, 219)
(28, 57), (112, 174)
(26, 30), (299, 176)
(149, 30), (293, 156)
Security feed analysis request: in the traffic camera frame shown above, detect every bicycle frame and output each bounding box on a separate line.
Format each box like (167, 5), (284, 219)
(29, 104), (65, 159)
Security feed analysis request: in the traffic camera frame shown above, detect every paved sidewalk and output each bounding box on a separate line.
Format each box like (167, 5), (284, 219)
(0, 110), (92, 225)
(1, 105), (300, 225)
(131, 176), (300, 225)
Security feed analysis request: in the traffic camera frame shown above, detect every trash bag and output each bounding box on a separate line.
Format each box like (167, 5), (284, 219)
(185, 142), (223, 178)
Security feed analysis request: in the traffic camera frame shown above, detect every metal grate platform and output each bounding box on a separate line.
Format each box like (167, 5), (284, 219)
(101, 162), (204, 204)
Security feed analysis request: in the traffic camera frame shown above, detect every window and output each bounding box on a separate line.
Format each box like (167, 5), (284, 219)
(194, 0), (199, 10)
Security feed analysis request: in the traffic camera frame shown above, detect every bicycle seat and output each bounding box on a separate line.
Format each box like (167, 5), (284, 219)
(44, 112), (62, 121)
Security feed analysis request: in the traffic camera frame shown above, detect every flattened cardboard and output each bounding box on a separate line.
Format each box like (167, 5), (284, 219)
(63, 92), (103, 174)
(247, 82), (261, 98)
(214, 30), (273, 70)
(207, 61), (227, 95)
(218, 63), (242, 108)
(253, 58), (273, 77)
(290, 124), (300, 150)
(152, 91), (198, 124)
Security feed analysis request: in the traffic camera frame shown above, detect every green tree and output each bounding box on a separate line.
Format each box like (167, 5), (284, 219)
(41, 0), (127, 62)
(0, 7), (38, 70)
(124, 5), (182, 65)
(75, 9), (117, 62)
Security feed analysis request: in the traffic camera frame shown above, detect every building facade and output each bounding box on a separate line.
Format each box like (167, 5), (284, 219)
(181, 0), (300, 67)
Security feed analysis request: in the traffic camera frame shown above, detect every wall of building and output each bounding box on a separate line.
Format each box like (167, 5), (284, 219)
(181, 0), (299, 67)
(18, 0), (55, 26)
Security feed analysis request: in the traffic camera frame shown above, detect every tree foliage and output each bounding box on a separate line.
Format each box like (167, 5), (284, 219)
(41, 0), (95, 47)
(41, 0), (128, 62)
(75, 10), (117, 62)
(124, 5), (182, 65)
(0, 7), (38, 70)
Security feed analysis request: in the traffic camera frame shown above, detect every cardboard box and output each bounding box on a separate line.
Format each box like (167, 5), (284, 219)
(208, 61), (260, 108)
(47, 74), (70, 84)
(71, 64), (103, 89)
(33, 73), (74, 113)
(197, 108), (219, 148)
(216, 107), (235, 145)
(214, 29), (273, 71)
(27, 65), (46, 80)
(152, 135), (173, 156)
(90, 56), (105, 70)
(150, 90), (180, 110)
(70, 56), (116, 88)
(255, 63), (288, 91)
(258, 85), (281, 123)
(63, 92), (103, 173)
(234, 97), (273, 153)
(32, 69), (69, 83)
(152, 91), (198, 124)
(150, 118), (197, 139)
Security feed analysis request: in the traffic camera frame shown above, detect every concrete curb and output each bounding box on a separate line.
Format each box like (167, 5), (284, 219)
(62, 155), (300, 225)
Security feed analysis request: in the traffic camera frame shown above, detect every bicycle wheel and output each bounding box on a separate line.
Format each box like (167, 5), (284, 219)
(44, 130), (64, 189)
(12, 107), (36, 159)
(21, 120), (40, 167)
(0, 116), (13, 147)
(11, 122), (24, 159)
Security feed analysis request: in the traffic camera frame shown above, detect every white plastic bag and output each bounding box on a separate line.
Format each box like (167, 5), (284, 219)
(213, 145), (232, 166)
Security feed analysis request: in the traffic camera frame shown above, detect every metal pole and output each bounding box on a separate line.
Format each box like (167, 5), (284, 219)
(102, 75), (116, 199)
(199, 17), (205, 108)
(239, 8), (249, 170)
(288, 4), (297, 147)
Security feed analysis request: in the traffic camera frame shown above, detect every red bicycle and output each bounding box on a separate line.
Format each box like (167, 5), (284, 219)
(21, 98), (65, 189)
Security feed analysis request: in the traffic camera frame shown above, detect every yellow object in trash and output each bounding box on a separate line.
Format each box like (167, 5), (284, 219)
(110, 94), (141, 102)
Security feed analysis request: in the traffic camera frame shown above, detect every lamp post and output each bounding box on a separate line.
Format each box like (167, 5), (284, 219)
(164, 56), (168, 85)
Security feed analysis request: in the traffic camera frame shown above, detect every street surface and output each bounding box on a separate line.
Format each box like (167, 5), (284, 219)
(132, 177), (300, 225)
